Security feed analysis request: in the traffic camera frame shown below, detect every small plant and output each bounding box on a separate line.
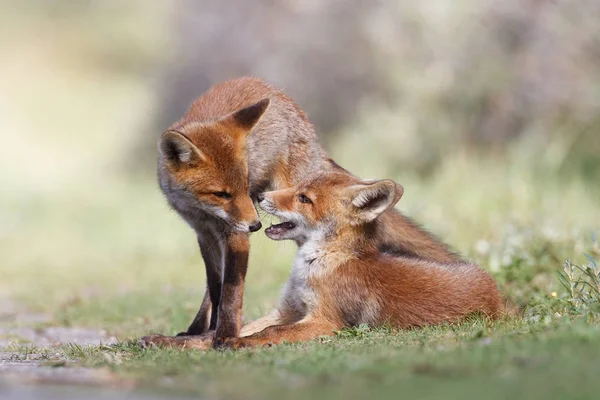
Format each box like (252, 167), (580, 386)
(557, 254), (600, 314)
(334, 324), (371, 339)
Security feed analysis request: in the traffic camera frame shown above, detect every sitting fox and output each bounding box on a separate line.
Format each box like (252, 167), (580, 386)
(141, 173), (502, 349)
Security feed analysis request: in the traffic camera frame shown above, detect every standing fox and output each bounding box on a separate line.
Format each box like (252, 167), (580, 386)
(147, 77), (462, 348)
(221, 172), (502, 348)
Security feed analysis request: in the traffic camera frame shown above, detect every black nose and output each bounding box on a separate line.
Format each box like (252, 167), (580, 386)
(249, 221), (262, 232)
(256, 193), (265, 202)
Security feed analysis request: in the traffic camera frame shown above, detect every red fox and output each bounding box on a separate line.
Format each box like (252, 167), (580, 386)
(140, 172), (501, 350)
(222, 172), (502, 348)
(143, 77), (462, 348)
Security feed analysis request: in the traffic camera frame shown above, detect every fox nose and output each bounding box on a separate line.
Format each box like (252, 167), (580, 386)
(248, 221), (262, 232)
(256, 193), (265, 203)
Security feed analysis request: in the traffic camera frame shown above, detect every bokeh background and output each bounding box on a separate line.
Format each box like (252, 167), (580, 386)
(1, 0), (599, 336)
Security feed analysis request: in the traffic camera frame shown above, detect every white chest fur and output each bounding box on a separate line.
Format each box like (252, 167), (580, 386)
(279, 237), (324, 316)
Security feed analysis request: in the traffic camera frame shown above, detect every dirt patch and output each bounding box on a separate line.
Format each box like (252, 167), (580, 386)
(0, 351), (116, 386)
(0, 326), (117, 348)
(0, 296), (118, 387)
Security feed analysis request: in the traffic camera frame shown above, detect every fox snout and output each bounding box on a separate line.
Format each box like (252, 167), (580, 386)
(231, 218), (262, 233)
(256, 192), (278, 215)
(257, 190), (307, 242)
(248, 221), (262, 232)
(256, 189), (296, 218)
(229, 196), (262, 233)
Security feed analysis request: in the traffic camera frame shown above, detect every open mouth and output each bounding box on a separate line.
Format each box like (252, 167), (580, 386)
(265, 221), (296, 237)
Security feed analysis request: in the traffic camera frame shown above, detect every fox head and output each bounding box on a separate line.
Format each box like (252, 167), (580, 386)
(258, 172), (403, 243)
(158, 99), (270, 233)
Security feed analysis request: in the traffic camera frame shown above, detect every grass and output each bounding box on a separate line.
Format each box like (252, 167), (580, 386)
(51, 319), (600, 399)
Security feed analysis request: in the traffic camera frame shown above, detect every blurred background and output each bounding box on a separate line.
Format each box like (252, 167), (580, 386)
(1, 0), (599, 336)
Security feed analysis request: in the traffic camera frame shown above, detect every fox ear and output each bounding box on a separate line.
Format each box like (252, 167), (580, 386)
(159, 130), (205, 166)
(227, 98), (270, 133)
(345, 180), (404, 222)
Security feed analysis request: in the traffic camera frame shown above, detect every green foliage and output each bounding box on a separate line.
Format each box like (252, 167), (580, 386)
(333, 323), (373, 339)
(557, 254), (600, 317)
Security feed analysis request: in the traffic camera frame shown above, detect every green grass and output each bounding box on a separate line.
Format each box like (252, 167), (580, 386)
(54, 318), (600, 400)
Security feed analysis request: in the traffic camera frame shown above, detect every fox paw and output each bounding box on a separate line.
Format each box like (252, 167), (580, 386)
(137, 333), (213, 350)
(137, 334), (172, 349)
(214, 337), (273, 350)
(213, 337), (245, 350)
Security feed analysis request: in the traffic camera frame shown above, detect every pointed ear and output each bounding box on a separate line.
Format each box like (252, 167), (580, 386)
(158, 130), (205, 166)
(344, 180), (404, 222)
(227, 98), (270, 133)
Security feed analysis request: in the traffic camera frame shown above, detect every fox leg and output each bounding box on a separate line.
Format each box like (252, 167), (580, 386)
(182, 228), (225, 335)
(240, 312), (282, 337)
(221, 318), (339, 349)
(138, 331), (214, 350)
(239, 308), (304, 337)
(213, 232), (250, 345)
(179, 288), (212, 336)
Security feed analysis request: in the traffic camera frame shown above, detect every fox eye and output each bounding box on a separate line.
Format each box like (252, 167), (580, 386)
(212, 191), (232, 200)
(297, 194), (312, 204)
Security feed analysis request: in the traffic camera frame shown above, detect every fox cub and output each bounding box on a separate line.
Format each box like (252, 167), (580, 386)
(220, 172), (502, 348)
